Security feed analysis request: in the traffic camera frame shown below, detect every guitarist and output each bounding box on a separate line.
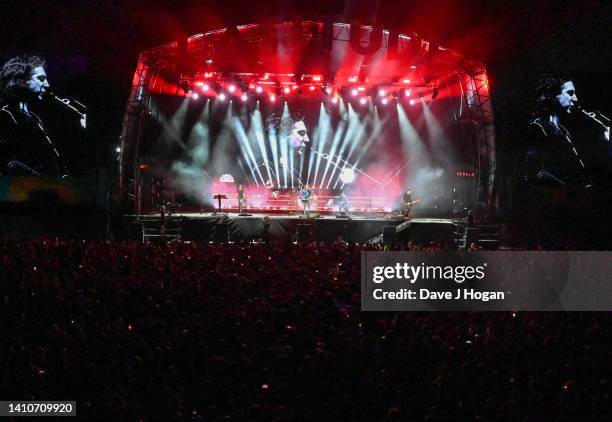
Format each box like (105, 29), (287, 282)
(402, 189), (419, 217)
(299, 184), (313, 217)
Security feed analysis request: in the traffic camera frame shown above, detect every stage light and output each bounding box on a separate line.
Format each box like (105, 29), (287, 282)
(381, 98), (389, 105)
(359, 97), (367, 105)
(256, 86), (263, 93)
(357, 87), (366, 92)
(332, 97), (339, 104)
(378, 89), (386, 96)
(191, 92), (200, 100)
(340, 168), (356, 184)
(270, 95), (276, 102)
(409, 99), (415, 106)
(309, 85), (316, 91)
(195, 81), (204, 87)
(241, 94), (248, 102)
(115, 147), (121, 153)
(219, 93), (227, 101)
(405, 89), (412, 97)
(202, 84), (210, 91)
(403, 79), (411, 84)
(351, 89), (358, 96)
(348, 75), (358, 82)
(312, 75), (322, 81)
(283, 87), (291, 94)
(325, 87), (332, 95)
(228, 85), (236, 93)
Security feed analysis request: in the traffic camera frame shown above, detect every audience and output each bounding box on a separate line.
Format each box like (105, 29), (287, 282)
(0, 239), (609, 420)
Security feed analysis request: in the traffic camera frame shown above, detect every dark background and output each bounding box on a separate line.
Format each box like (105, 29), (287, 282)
(2, 0), (611, 206)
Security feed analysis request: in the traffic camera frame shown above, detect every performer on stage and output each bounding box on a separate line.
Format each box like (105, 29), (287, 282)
(237, 184), (246, 214)
(299, 184), (313, 216)
(338, 191), (350, 215)
(0, 55), (69, 177)
(402, 189), (414, 217)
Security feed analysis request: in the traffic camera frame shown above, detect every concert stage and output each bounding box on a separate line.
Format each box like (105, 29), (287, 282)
(121, 212), (459, 245)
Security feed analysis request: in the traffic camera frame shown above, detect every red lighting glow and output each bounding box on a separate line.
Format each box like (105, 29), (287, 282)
(202, 84), (210, 91)
(228, 85), (236, 93)
(348, 76), (358, 82)
(270, 95), (276, 102)
(409, 99), (415, 106)
(195, 81), (204, 87)
(359, 97), (367, 105)
(351, 89), (358, 96)
(309, 86), (316, 91)
(283, 87), (291, 94)
(256, 86), (263, 93)
(403, 79), (411, 84)
(219, 93), (227, 101)
(241, 94), (248, 102)
(312, 75), (322, 81)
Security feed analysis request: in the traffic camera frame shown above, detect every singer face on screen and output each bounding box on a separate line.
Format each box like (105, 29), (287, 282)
(523, 76), (590, 190)
(0, 55), (68, 177)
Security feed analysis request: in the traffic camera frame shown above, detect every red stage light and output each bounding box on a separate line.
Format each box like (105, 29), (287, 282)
(403, 79), (411, 84)
(309, 86), (316, 91)
(348, 76), (358, 82)
(312, 75), (322, 81)
(241, 94), (248, 102)
(357, 87), (365, 91)
(228, 85), (236, 93)
(270, 95), (276, 102)
(409, 99), (415, 106)
(219, 93), (227, 101)
(405, 89), (411, 97)
(204, 72), (214, 78)
(359, 97), (367, 105)
(202, 84), (210, 91)
(283, 87), (291, 94)
(332, 97), (339, 104)
(191, 93), (199, 100)
(256, 86), (263, 93)
(195, 81), (204, 87)
(325, 87), (332, 95)
(378, 89), (386, 96)
(351, 89), (358, 96)
(381, 98), (388, 105)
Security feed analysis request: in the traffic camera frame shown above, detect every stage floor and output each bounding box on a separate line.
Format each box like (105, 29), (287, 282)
(121, 212), (457, 244)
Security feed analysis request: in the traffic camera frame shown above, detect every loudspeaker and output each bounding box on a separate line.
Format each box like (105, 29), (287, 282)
(212, 223), (229, 243)
(297, 224), (312, 244)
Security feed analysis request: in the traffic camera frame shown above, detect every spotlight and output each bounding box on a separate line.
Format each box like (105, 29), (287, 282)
(202, 84), (210, 91)
(348, 75), (358, 83)
(381, 98), (389, 105)
(332, 97), (339, 104)
(325, 87), (332, 95)
(115, 147), (121, 153)
(405, 89), (411, 97)
(378, 89), (386, 97)
(351, 89), (358, 96)
(219, 93), (227, 101)
(403, 79), (411, 84)
(312, 75), (322, 81)
(228, 85), (236, 93)
(270, 95), (276, 102)
(409, 99), (415, 106)
(191, 92), (200, 100)
(309, 85), (316, 91)
(241, 94), (248, 102)
(340, 168), (356, 184)
(256, 86), (263, 93)
(359, 97), (367, 105)
(284, 87), (291, 94)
